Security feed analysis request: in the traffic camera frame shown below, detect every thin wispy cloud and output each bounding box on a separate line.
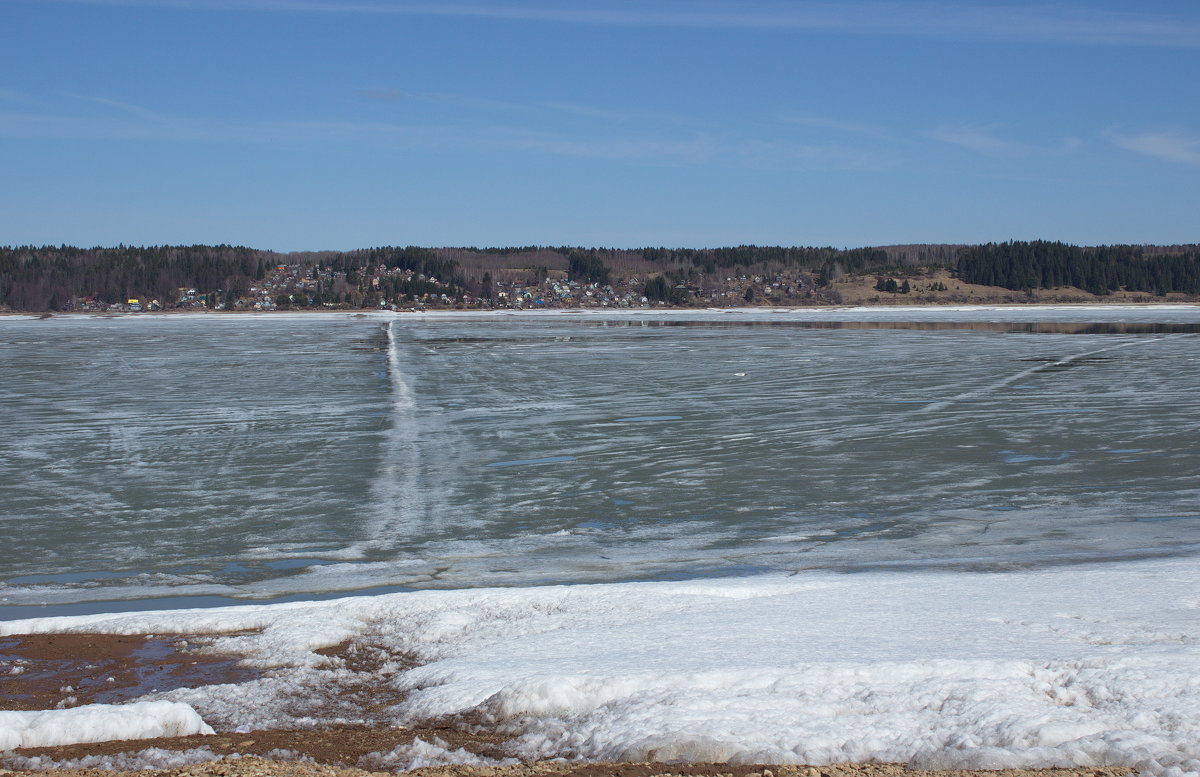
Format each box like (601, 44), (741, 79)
(500, 129), (715, 164)
(783, 114), (888, 138)
(738, 138), (892, 171)
(360, 88), (634, 123)
(355, 87), (701, 131)
(0, 104), (885, 172)
(542, 101), (628, 122)
(0, 107), (693, 163)
(358, 88), (521, 115)
(0, 107), (469, 146)
(1111, 131), (1200, 166)
(51, 0), (1200, 48)
(929, 125), (1027, 156)
(77, 96), (169, 121)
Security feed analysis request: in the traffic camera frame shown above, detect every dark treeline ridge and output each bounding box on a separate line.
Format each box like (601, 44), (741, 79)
(0, 244), (278, 312)
(0, 244), (470, 311)
(567, 251), (612, 285)
(1, 240), (1197, 311)
(958, 241), (1200, 296)
(640, 245), (891, 276)
(324, 246), (463, 285)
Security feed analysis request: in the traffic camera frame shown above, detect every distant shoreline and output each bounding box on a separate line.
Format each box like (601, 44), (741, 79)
(4, 300), (1200, 319)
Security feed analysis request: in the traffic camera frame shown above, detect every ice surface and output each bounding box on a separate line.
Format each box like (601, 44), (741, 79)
(0, 701), (213, 750)
(4, 308), (1200, 609)
(2, 559), (1198, 774)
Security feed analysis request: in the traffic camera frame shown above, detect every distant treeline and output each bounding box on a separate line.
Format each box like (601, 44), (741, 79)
(1, 241), (1198, 311)
(0, 244), (276, 312)
(324, 246), (464, 286)
(957, 241), (1200, 296)
(639, 245), (891, 277)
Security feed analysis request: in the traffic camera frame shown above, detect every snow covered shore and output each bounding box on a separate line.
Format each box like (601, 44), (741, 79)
(3, 559), (1198, 775)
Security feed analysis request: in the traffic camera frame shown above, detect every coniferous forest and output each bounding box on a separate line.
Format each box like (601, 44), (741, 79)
(0, 240), (1197, 312)
(957, 241), (1200, 296)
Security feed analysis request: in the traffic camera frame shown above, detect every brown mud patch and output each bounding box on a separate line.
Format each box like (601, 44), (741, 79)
(0, 633), (258, 712)
(304, 641), (423, 726)
(5, 722), (511, 767)
(7, 726), (412, 766)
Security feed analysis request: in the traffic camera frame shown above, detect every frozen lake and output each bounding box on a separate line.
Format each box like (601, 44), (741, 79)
(3, 306), (1200, 615)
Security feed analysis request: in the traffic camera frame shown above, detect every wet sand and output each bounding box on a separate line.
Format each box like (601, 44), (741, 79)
(0, 634), (257, 712)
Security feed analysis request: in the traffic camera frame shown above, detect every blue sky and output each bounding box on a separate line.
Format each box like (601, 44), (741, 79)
(2, 0), (1198, 251)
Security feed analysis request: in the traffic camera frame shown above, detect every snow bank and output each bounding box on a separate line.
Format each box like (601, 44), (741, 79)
(2, 746), (223, 771)
(358, 737), (516, 772)
(0, 701), (214, 751)
(3, 559), (1199, 774)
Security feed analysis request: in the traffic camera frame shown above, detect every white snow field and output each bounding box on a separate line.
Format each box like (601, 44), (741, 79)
(2, 558), (1198, 775)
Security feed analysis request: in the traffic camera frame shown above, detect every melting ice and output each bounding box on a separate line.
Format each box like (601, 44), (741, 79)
(2, 307), (1200, 608)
